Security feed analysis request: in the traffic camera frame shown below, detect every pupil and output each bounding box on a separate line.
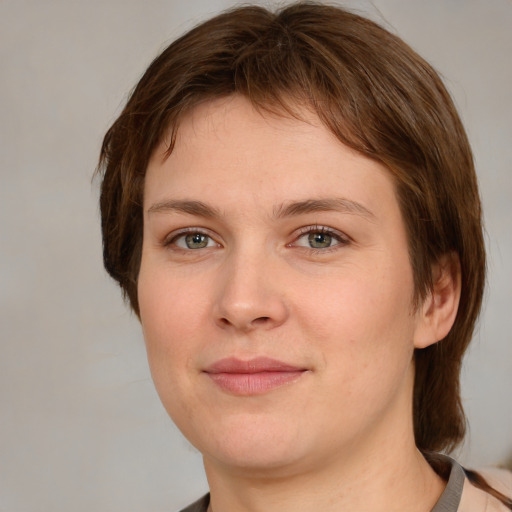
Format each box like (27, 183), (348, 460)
(186, 233), (207, 248)
(309, 232), (331, 248)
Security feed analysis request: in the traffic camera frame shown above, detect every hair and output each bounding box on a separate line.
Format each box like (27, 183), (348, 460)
(97, 1), (503, 503)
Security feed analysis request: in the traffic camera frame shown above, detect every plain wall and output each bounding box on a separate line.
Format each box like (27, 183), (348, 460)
(1, 1), (511, 510)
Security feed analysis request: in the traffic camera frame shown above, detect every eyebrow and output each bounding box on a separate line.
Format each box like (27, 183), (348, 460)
(147, 199), (221, 217)
(273, 198), (375, 220)
(147, 197), (375, 220)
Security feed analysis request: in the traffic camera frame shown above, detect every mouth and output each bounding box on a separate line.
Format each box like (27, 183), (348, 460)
(203, 357), (308, 396)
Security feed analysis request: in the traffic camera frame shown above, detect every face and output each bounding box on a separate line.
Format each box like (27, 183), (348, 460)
(138, 96), (424, 476)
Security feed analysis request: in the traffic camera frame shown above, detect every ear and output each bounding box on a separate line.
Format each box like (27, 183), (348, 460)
(413, 252), (462, 349)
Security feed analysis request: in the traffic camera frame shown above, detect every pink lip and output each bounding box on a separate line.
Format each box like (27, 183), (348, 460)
(204, 357), (307, 396)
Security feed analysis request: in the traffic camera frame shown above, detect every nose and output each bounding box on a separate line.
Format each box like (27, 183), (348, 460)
(213, 250), (289, 332)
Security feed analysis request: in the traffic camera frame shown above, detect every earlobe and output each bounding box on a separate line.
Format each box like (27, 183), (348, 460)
(413, 253), (462, 349)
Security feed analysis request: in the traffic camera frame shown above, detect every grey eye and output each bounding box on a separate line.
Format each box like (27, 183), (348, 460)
(184, 233), (210, 249)
(308, 232), (333, 248)
(171, 232), (216, 250)
(292, 227), (346, 251)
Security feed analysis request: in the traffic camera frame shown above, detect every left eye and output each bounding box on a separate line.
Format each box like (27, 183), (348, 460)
(294, 229), (345, 249)
(174, 232), (217, 250)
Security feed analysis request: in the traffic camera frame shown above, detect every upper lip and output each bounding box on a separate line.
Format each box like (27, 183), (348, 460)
(204, 357), (305, 374)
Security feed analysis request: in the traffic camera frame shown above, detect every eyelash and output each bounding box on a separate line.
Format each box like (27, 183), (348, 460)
(290, 225), (350, 253)
(162, 225), (350, 253)
(163, 228), (221, 250)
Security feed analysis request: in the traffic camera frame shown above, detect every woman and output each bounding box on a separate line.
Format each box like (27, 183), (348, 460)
(97, 3), (512, 511)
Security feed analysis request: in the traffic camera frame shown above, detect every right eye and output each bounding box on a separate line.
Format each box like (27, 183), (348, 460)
(172, 232), (218, 250)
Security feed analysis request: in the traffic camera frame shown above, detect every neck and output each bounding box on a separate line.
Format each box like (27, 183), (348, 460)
(204, 427), (444, 512)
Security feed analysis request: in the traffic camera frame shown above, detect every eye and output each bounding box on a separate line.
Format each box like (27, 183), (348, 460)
(306, 232), (335, 249)
(171, 231), (218, 250)
(292, 226), (348, 250)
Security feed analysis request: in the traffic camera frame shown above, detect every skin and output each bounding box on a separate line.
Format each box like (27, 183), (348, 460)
(138, 96), (460, 512)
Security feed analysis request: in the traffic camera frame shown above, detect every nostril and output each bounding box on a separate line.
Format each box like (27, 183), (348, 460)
(253, 316), (271, 324)
(217, 316), (273, 330)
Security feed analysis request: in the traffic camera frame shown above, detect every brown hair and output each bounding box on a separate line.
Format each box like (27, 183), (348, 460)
(98, 0), (486, 463)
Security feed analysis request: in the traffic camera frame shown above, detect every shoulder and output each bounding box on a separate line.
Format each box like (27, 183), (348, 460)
(177, 494), (210, 512)
(478, 467), (512, 496)
(459, 467), (512, 512)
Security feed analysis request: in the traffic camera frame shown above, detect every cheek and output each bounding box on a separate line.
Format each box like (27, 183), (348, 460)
(139, 259), (209, 335)
(293, 260), (417, 392)
(294, 267), (416, 424)
(296, 260), (415, 340)
(138, 266), (207, 385)
(137, 270), (214, 434)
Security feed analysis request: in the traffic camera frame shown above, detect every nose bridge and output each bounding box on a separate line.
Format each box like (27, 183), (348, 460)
(214, 241), (287, 331)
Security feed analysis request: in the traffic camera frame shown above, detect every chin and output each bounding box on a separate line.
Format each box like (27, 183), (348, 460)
(193, 413), (311, 474)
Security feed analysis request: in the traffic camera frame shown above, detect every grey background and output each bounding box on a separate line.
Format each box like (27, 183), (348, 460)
(1, 1), (510, 511)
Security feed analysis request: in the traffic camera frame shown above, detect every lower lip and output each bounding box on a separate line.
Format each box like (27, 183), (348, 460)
(206, 371), (305, 395)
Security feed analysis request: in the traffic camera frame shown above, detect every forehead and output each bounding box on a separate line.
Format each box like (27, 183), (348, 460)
(164, 95), (331, 161)
(146, 96), (398, 212)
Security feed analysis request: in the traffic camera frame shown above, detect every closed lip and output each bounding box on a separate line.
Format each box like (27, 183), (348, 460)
(204, 357), (306, 374)
(203, 357), (308, 395)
